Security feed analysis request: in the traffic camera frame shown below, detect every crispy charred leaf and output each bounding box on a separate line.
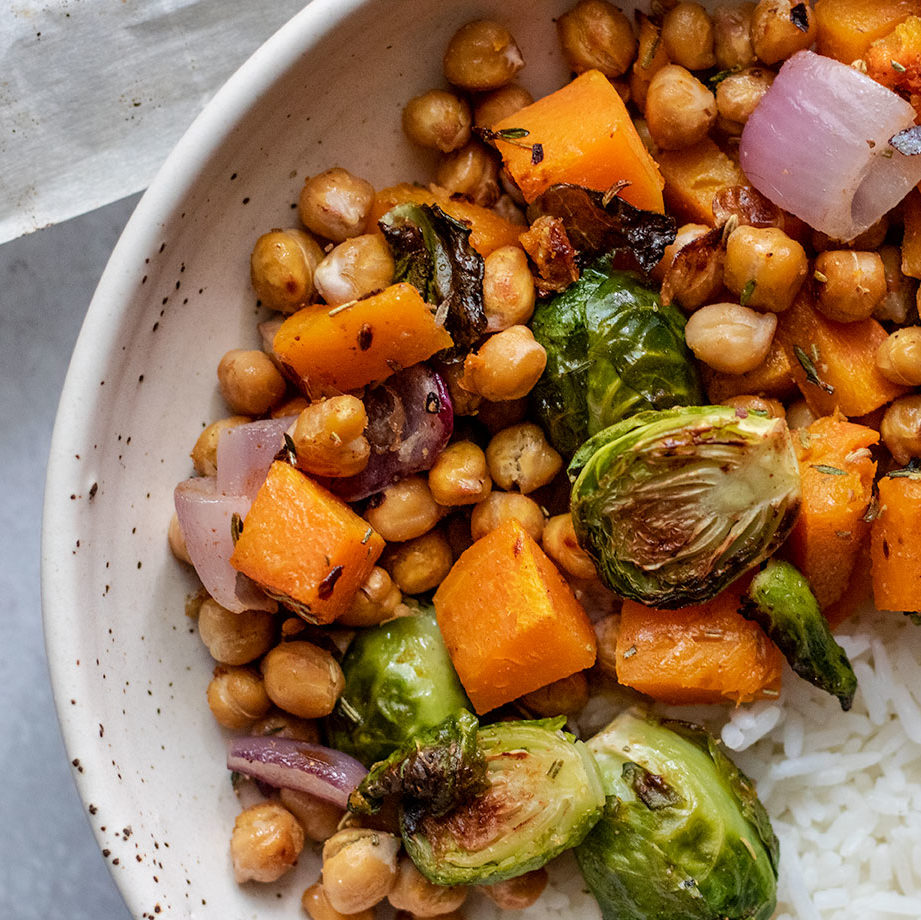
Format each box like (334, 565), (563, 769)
(740, 560), (857, 710)
(526, 183), (676, 274)
(379, 203), (486, 347)
(576, 712), (778, 920)
(569, 406), (802, 608)
(401, 716), (605, 885)
(891, 126), (921, 157)
(348, 710), (486, 832)
(660, 226), (724, 311)
(531, 266), (703, 456)
(326, 611), (470, 767)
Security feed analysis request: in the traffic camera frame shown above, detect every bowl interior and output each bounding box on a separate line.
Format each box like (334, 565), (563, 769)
(42, 0), (593, 915)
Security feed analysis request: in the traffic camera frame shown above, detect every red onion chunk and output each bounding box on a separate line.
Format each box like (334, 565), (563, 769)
(227, 737), (367, 808)
(173, 477), (275, 613)
(740, 51), (921, 242)
(216, 416), (296, 501)
(329, 363), (453, 501)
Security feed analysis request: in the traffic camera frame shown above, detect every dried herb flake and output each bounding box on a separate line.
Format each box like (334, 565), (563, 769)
(812, 464), (846, 476)
(230, 512), (244, 545)
(740, 279), (757, 306)
(794, 344), (835, 394)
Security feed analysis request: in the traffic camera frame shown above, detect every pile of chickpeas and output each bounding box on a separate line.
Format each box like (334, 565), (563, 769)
(168, 2), (921, 917)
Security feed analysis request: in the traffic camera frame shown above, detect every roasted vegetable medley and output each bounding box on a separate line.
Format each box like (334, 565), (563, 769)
(170, 2), (921, 918)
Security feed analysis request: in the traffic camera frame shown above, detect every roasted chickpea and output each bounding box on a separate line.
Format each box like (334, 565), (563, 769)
(723, 225), (807, 313)
(388, 856), (468, 916)
(722, 394), (786, 419)
(653, 222), (710, 282)
(684, 303), (777, 374)
(262, 641), (344, 719)
(279, 788), (344, 842)
(656, 224), (725, 311)
(715, 67), (774, 129)
(557, 0), (637, 78)
(314, 235), (394, 307)
(645, 65), (717, 151)
(751, 0), (816, 65)
(877, 328), (921, 387)
(321, 828), (401, 914)
(217, 349), (287, 416)
(813, 215), (891, 254)
(402, 90), (472, 152)
(881, 395), (921, 465)
(429, 441), (492, 506)
(520, 672), (589, 717)
(480, 868), (549, 910)
(470, 491), (546, 542)
(474, 84), (533, 129)
(383, 529), (454, 594)
(814, 251), (887, 323)
(483, 246), (536, 331)
(486, 423), (563, 493)
(167, 512), (192, 565)
(231, 802), (304, 884)
(713, 2), (757, 70)
(876, 246), (918, 325)
(299, 168), (375, 243)
(364, 476), (443, 542)
(250, 228), (324, 313)
(337, 566), (403, 627)
(785, 399), (817, 430)
(542, 513), (598, 580)
(291, 395), (370, 478)
(436, 141), (500, 207)
(207, 666), (271, 731)
(198, 598), (275, 665)
(443, 20), (524, 91)
(191, 415), (251, 476)
(251, 711), (320, 743)
(461, 326), (547, 401)
(302, 883), (375, 920)
(662, 3), (716, 71)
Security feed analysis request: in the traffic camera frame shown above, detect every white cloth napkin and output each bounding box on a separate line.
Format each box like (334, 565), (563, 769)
(0, 0), (309, 244)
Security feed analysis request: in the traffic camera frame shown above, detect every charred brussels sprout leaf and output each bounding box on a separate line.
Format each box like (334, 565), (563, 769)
(576, 712), (778, 920)
(354, 715), (605, 886)
(741, 560), (857, 710)
(569, 406), (801, 608)
(349, 710), (487, 831)
(527, 184), (676, 274)
(326, 611), (470, 767)
(531, 267), (703, 456)
(379, 202), (486, 347)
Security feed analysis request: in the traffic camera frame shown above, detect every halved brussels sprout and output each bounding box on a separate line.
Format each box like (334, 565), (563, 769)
(576, 711), (778, 920)
(742, 560), (857, 710)
(569, 406), (801, 608)
(531, 266), (703, 456)
(326, 611), (470, 767)
(350, 713), (605, 886)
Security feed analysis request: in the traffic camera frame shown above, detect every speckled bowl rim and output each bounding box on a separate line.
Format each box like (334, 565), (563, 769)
(40, 0), (375, 914)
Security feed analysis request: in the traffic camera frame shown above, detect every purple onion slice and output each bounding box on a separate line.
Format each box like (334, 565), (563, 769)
(227, 737), (368, 808)
(216, 416), (296, 501)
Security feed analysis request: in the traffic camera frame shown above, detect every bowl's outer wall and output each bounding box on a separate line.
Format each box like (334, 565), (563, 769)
(39, 0), (616, 915)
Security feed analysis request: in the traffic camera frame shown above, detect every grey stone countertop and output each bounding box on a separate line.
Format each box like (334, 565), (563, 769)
(0, 195), (140, 919)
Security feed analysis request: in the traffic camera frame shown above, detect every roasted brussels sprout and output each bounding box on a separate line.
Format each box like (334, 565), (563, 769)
(741, 560), (857, 710)
(569, 406), (801, 608)
(350, 713), (605, 886)
(326, 611), (470, 766)
(531, 266), (703, 456)
(576, 711), (779, 920)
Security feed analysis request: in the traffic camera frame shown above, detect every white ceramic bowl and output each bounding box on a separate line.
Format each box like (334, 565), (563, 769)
(41, 1), (584, 915)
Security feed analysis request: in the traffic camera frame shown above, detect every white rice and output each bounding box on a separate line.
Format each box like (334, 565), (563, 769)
(527, 604), (921, 920)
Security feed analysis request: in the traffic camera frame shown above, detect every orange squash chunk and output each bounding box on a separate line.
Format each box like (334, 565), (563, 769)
(814, 0), (917, 64)
(781, 292), (909, 417)
(824, 542), (873, 629)
(368, 184), (523, 257)
(273, 283), (452, 394)
(656, 138), (746, 226)
(865, 15), (921, 101)
(871, 472), (921, 612)
(230, 461), (384, 624)
(493, 70), (665, 213)
(787, 416), (879, 609)
(615, 581), (783, 705)
(900, 189), (921, 279)
(433, 519), (597, 714)
(701, 335), (798, 402)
